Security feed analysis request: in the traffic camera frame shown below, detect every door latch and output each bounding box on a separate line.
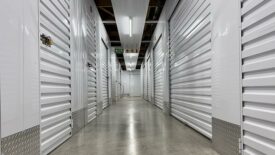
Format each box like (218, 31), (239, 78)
(40, 33), (53, 47)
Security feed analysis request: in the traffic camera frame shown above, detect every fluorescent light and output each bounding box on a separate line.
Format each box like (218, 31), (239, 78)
(124, 52), (138, 71)
(129, 17), (132, 37)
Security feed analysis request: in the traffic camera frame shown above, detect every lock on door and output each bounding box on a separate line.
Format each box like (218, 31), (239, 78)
(40, 33), (53, 47)
(87, 62), (93, 68)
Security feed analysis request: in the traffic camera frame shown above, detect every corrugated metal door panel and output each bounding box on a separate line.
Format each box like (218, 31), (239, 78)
(241, 0), (275, 154)
(169, 0), (212, 138)
(39, 0), (72, 154)
(101, 41), (109, 109)
(144, 63), (147, 100)
(148, 57), (152, 102)
(141, 65), (143, 98)
(143, 64), (147, 100)
(86, 14), (97, 123)
(154, 37), (164, 109)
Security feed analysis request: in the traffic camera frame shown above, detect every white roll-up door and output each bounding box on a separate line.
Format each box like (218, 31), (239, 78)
(147, 57), (152, 102)
(153, 37), (164, 109)
(86, 14), (97, 123)
(39, 0), (72, 154)
(141, 65), (143, 97)
(101, 40), (109, 109)
(169, 0), (212, 138)
(144, 63), (148, 100)
(241, 1), (275, 154)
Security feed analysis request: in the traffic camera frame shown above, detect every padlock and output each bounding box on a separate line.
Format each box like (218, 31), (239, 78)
(40, 33), (53, 47)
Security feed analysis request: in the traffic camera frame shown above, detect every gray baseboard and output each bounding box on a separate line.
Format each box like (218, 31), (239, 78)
(109, 98), (112, 105)
(97, 101), (103, 115)
(1, 126), (40, 155)
(152, 97), (155, 105)
(72, 108), (86, 135)
(163, 101), (170, 115)
(212, 118), (241, 155)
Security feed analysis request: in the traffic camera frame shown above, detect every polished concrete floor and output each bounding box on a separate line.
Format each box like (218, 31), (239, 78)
(51, 97), (219, 155)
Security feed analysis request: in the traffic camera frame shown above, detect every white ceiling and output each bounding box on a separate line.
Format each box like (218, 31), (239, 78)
(111, 0), (149, 50)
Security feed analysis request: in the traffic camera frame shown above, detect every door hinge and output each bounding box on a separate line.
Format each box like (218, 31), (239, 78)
(238, 138), (242, 154)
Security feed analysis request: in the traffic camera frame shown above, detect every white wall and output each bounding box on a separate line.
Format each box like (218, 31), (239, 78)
(121, 71), (129, 96)
(130, 72), (141, 97)
(111, 49), (122, 102)
(70, 0), (86, 112)
(211, 0), (242, 125)
(117, 64), (122, 99)
(121, 71), (141, 97)
(115, 64), (122, 100)
(0, 0), (39, 137)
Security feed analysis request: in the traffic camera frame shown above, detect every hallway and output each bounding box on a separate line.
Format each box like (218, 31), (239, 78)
(1, 0), (275, 154)
(51, 97), (218, 155)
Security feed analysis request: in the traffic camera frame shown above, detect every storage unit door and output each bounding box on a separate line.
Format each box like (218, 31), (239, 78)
(86, 15), (97, 123)
(144, 63), (148, 100)
(146, 59), (149, 101)
(169, 0), (212, 138)
(153, 38), (164, 109)
(147, 58), (152, 102)
(39, 0), (72, 154)
(101, 41), (109, 109)
(140, 65), (144, 98)
(241, 1), (275, 154)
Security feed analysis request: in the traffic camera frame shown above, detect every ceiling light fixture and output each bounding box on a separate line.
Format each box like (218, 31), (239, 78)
(129, 17), (132, 37)
(123, 52), (138, 71)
